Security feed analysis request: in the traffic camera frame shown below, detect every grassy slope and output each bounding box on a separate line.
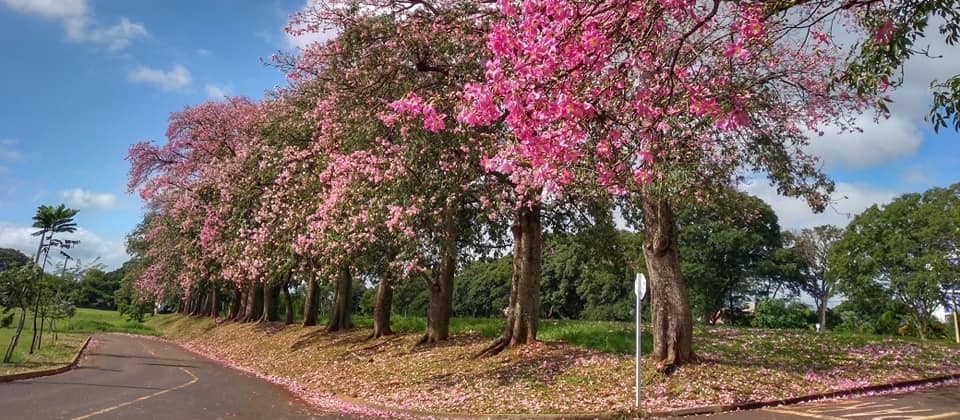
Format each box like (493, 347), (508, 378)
(0, 308), (155, 375)
(149, 314), (960, 415)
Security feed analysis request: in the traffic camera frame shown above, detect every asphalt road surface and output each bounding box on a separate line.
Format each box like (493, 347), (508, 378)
(0, 333), (357, 420)
(698, 384), (960, 420)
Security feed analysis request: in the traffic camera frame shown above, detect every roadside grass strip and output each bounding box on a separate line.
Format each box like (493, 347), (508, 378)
(150, 314), (960, 415)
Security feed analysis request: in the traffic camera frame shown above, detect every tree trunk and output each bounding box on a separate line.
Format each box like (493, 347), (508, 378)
(477, 203), (541, 357)
(421, 205), (458, 344)
(228, 287), (242, 320)
(325, 266), (353, 332)
(817, 295), (828, 333)
(641, 194), (693, 372)
(210, 285), (218, 319)
(242, 282), (264, 323)
(29, 293), (41, 354)
(3, 307), (27, 363)
(37, 309), (46, 350)
(283, 280), (294, 325)
(260, 283), (281, 323)
(371, 276), (394, 338)
(303, 277), (320, 327)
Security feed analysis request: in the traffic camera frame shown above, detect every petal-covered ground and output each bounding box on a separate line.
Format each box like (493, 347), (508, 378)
(149, 315), (960, 416)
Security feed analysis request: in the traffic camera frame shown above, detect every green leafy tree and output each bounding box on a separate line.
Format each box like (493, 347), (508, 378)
(786, 225), (844, 332)
(830, 183), (960, 339)
(1, 264), (38, 362)
(0, 248), (29, 271)
(4, 204), (79, 362)
(677, 192), (783, 324)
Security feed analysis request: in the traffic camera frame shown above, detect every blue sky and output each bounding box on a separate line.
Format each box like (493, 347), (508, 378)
(0, 0), (323, 269)
(0, 0), (957, 271)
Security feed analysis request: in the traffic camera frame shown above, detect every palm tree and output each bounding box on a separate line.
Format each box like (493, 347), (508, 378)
(31, 204), (79, 265)
(3, 204), (79, 362)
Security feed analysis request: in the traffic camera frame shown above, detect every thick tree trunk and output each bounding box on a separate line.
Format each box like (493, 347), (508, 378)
(260, 283), (281, 323)
(477, 203), (541, 357)
(3, 308), (27, 363)
(303, 277), (320, 327)
(641, 194), (693, 372)
(421, 206), (458, 345)
(228, 287), (242, 321)
(371, 276), (394, 338)
(325, 267), (353, 332)
(283, 280), (294, 325)
(242, 283), (264, 323)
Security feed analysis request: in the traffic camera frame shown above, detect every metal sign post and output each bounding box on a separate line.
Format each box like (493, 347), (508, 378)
(635, 273), (647, 408)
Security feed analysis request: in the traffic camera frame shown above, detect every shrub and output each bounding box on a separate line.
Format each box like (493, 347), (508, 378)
(1, 310), (14, 328)
(751, 299), (814, 330)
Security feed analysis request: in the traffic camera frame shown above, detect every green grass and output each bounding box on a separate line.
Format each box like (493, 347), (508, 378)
(58, 307), (157, 335)
(0, 307), (157, 374)
(350, 314), (651, 354)
(0, 310), (88, 374)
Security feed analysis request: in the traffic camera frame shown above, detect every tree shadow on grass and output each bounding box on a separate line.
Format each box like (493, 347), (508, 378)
(289, 327), (370, 352)
(430, 342), (592, 388)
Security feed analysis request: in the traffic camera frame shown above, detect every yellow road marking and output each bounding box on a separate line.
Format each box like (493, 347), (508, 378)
(70, 367), (198, 420)
(765, 407), (960, 420)
(766, 408), (849, 420)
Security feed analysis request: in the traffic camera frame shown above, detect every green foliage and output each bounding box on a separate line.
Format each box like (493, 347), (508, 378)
(1, 310), (13, 328)
(678, 191), (784, 323)
(843, 1), (960, 132)
(0, 248), (30, 271)
(60, 308), (155, 335)
(830, 183), (960, 339)
(453, 257), (512, 318)
(751, 299), (815, 330)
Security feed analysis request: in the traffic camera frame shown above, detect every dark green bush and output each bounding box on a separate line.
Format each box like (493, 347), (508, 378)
(750, 299), (815, 330)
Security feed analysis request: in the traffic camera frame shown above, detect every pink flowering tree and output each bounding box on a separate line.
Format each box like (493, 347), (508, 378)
(460, 0), (874, 369)
(285, 0), (498, 341)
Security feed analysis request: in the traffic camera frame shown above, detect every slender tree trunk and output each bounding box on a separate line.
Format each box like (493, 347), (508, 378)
(29, 293), (41, 354)
(260, 283), (281, 323)
(641, 194), (693, 372)
(477, 203), (541, 357)
(303, 276), (320, 327)
(371, 276), (394, 338)
(37, 309), (46, 350)
(210, 285), (218, 318)
(283, 280), (294, 325)
(228, 287), (242, 321)
(3, 307), (27, 363)
(325, 267), (353, 332)
(817, 295), (828, 333)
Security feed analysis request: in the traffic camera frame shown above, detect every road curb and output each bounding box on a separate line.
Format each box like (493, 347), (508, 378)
(303, 371), (960, 419)
(645, 373), (960, 418)
(0, 335), (92, 383)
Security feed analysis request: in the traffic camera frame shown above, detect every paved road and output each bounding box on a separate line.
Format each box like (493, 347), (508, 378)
(698, 384), (960, 420)
(0, 333), (356, 420)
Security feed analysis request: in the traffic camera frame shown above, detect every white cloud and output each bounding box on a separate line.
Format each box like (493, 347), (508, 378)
(806, 115), (922, 169)
(283, 0), (337, 50)
(205, 83), (233, 99)
(128, 64), (192, 91)
(743, 180), (897, 229)
(195, 48), (212, 56)
(57, 188), (118, 209)
(85, 17), (148, 51)
(0, 138), (24, 161)
(0, 0), (147, 51)
(0, 223), (127, 270)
